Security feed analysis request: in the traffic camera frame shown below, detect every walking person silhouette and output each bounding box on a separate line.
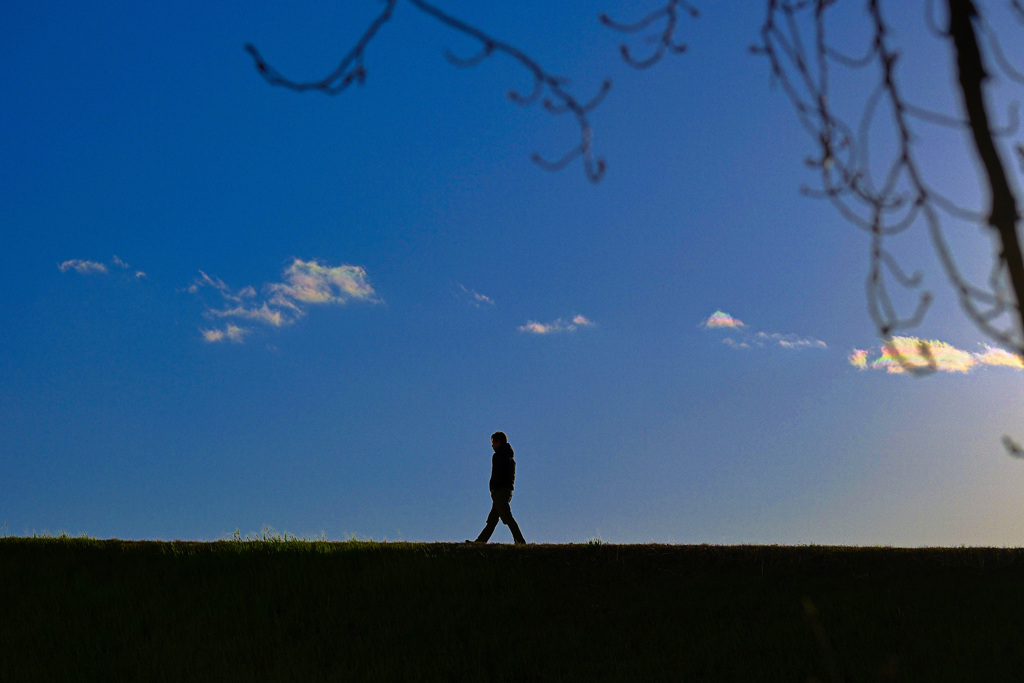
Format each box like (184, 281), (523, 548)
(468, 431), (526, 544)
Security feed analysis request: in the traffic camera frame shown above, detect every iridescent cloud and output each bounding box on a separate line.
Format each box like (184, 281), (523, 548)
(849, 336), (1024, 374)
(848, 349), (869, 369)
(976, 345), (1024, 369)
(701, 310), (744, 329)
(518, 315), (595, 334)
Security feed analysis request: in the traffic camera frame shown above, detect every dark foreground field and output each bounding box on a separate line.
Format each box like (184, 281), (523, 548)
(3, 538), (1024, 681)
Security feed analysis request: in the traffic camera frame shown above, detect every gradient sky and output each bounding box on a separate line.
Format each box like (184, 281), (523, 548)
(3, 0), (1024, 545)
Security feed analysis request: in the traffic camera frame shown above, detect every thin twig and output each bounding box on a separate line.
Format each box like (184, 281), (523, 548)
(246, 0), (612, 181)
(601, 0), (698, 70)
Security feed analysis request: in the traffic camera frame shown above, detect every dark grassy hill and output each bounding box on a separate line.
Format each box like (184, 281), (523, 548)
(3, 538), (1023, 681)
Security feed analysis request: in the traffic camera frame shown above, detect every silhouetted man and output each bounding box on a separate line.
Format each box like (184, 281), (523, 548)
(468, 431), (526, 544)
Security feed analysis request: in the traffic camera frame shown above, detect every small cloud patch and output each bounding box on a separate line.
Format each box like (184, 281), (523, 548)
(59, 260), (108, 275)
(60, 255), (146, 278)
(202, 324), (249, 344)
(700, 310), (745, 329)
(519, 315), (595, 335)
(457, 284), (495, 308)
(701, 310), (826, 351)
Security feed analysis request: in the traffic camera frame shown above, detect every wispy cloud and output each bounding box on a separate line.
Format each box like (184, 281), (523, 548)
(849, 336), (1024, 374)
(457, 284), (494, 307)
(187, 270), (230, 295)
(112, 255), (146, 279)
(60, 255), (145, 278)
(519, 315), (595, 335)
(207, 304), (285, 327)
(190, 258), (381, 344)
(756, 331), (828, 350)
(700, 310), (827, 351)
(59, 259), (108, 275)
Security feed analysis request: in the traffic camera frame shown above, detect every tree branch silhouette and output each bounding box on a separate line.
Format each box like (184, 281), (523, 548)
(244, 1), (396, 94)
(600, 0), (699, 69)
(949, 0), (1024, 352)
(755, 0), (1024, 382)
(245, 0), (610, 181)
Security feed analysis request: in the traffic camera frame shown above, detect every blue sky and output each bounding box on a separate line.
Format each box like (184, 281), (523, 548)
(3, 0), (1024, 544)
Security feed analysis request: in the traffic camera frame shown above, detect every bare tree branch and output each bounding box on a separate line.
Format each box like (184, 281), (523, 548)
(245, 0), (611, 181)
(978, 13), (1024, 84)
(757, 0), (1024, 381)
(600, 0), (699, 70)
(948, 0), (1024, 349)
(244, 1), (397, 95)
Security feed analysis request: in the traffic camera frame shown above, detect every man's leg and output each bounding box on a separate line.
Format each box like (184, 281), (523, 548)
(505, 515), (526, 545)
(495, 489), (527, 544)
(474, 493), (501, 543)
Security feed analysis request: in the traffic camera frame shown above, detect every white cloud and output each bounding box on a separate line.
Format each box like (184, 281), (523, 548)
(701, 309), (827, 351)
(267, 259), (379, 305)
(519, 321), (553, 334)
(755, 331), (828, 350)
(202, 324), (249, 343)
(61, 255), (146, 279)
(187, 270), (230, 295)
(112, 255), (147, 279)
(59, 260), (108, 275)
(723, 337), (752, 350)
(190, 258), (381, 344)
(207, 303), (286, 327)
(519, 315), (596, 334)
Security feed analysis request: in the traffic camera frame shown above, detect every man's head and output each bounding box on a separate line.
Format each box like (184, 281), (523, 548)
(491, 431), (507, 451)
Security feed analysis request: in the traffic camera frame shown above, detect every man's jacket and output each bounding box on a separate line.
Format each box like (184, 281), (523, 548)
(489, 443), (516, 491)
